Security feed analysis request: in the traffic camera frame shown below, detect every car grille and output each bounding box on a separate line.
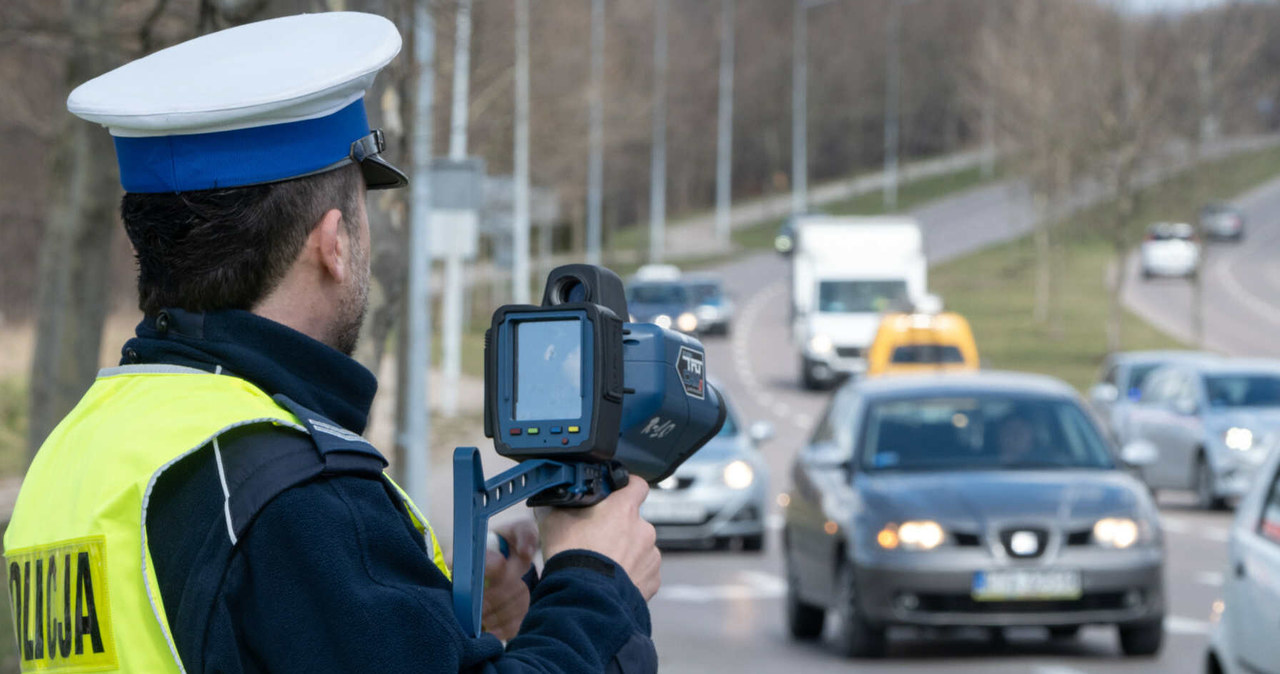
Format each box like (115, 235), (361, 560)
(914, 592), (1127, 614)
(1064, 529), (1092, 546)
(999, 527), (1049, 558)
(835, 346), (863, 359)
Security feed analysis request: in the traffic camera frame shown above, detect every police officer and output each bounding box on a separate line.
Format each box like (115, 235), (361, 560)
(5, 12), (660, 673)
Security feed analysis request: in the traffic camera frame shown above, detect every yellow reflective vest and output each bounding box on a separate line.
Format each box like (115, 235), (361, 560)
(4, 365), (448, 673)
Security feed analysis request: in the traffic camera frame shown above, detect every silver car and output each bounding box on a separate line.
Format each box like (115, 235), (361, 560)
(682, 273), (734, 336)
(1206, 441), (1280, 673)
(641, 391), (773, 550)
(1126, 359), (1280, 509)
(784, 373), (1164, 658)
(1200, 203), (1245, 242)
(1088, 350), (1218, 445)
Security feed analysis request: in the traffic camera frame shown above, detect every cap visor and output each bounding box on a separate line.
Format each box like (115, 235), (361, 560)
(361, 155), (409, 190)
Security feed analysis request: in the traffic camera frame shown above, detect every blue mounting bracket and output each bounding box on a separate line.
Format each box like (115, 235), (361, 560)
(451, 447), (614, 637)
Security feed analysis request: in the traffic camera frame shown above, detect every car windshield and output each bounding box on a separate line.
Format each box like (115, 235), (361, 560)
(891, 344), (964, 364)
(629, 283), (688, 305)
(716, 410), (738, 438)
(685, 282), (723, 306)
(1127, 363), (1162, 400)
(1204, 374), (1280, 408)
(817, 280), (909, 313)
(859, 394), (1115, 471)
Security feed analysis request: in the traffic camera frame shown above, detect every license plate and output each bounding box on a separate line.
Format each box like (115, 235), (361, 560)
(641, 499), (706, 524)
(972, 570), (1082, 601)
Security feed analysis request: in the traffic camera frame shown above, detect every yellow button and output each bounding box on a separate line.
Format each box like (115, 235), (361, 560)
(568, 426), (580, 433)
(527, 428), (540, 435)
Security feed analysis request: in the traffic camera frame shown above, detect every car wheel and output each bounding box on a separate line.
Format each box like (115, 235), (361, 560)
(1117, 619), (1163, 656)
(785, 567), (824, 640)
(833, 565), (886, 658)
(742, 534), (765, 552)
(801, 360), (823, 390)
(1195, 456), (1227, 511)
(1048, 625), (1080, 640)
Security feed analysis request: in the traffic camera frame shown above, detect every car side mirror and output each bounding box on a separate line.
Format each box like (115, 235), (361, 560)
(1120, 440), (1159, 467)
(1090, 383), (1119, 405)
(748, 420), (775, 445)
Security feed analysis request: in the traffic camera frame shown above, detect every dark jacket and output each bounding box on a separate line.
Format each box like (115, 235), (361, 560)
(132, 309), (658, 673)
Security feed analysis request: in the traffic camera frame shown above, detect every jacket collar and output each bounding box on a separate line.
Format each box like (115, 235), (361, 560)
(121, 309), (377, 434)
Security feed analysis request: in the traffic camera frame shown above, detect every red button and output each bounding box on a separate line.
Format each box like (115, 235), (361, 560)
(561, 437), (569, 445)
(509, 428), (522, 436)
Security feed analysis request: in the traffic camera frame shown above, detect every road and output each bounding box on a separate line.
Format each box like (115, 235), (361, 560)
(649, 174), (1247, 672)
(1123, 171), (1280, 358)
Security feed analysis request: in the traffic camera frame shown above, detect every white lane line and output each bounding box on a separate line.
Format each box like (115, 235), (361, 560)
(734, 279), (809, 432)
(1201, 528), (1230, 543)
(766, 513), (786, 531)
(1035, 667), (1091, 674)
(1196, 571), (1225, 587)
(656, 571), (787, 604)
(1165, 615), (1212, 635)
(1161, 515), (1230, 543)
(1212, 252), (1280, 331)
(1161, 517), (1190, 534)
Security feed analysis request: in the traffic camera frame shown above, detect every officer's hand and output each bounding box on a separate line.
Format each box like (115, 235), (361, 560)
(482, 519), (538, 641)
(537, 477), (661, 601)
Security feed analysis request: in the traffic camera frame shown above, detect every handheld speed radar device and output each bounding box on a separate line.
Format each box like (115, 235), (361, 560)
(452, 264), (726, 636)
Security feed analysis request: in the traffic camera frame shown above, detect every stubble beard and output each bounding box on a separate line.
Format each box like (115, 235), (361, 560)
(334, 236), (370, 357)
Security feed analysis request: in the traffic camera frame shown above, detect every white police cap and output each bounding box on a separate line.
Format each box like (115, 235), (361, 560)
(67, 12), (407, 193)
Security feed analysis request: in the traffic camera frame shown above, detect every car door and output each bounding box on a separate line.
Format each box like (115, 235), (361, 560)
(787, 391), (845, 603)
(1224, 462), (1280, 673)
(1162, 371), (1207, 489)
(1130, 370), (1176, 487)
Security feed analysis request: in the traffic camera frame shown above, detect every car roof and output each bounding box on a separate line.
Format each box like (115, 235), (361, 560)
(851, 370), (1079, 400)
(1176, 358), (1280, 376)
(1108, 350), (1218, 366)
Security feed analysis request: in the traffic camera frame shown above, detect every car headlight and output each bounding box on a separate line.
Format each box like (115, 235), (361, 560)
(676, 312), (699, 333)
(696, 305), (718, 321)
(808, 333), (834, 355)
(877, 520), (945, 551)
(653, 314), (672, 330)
(775, 234), (793, 253)
(722, 460), (754, 490)
(1224, 427), (1254, 451)
(1093, 517), (1140, 549)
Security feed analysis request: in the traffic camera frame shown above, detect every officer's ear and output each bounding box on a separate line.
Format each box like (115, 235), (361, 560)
(311, 208), (349, 285)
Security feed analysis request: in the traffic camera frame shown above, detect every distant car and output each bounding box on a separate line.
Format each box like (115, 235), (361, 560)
(627, 280), (699, 333)
(633, 263), (683, 282)
(1126, 359), (1280, 509)
(1140, 222), (1200, 279)
(1200, 203), (1246, 242)
(866, 311), (979, 378)
(1206, 444), (1280, 674)
(775, 210), (827, 255)
(1088, 351), (1218, 445)
(682, 273), (734, 336)
(640, 389), (773, 550)
(783, 372), (1164, 658)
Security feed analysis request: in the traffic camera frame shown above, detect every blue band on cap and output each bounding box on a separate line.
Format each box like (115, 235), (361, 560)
(113, 100), (369, 193)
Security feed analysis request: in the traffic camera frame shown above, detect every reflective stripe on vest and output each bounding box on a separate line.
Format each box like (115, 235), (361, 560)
(4, 366), (447, 672)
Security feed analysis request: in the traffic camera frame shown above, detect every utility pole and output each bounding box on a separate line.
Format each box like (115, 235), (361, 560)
(791, 0), (808, 217)
(442, 0), (472, 417)
(883, 0), (901, 211)
(586, 0), (605, 266)
(980, 0), (995, 179)
(514, 0), (531, 305)
(401, 0), (436, 515)
(714, 0), (735, 250)
(649, 0), (668, 264)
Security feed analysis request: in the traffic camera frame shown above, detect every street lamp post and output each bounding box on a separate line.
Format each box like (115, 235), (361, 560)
(513, 0), (531, 305)
(586, 0), (605, 266)
(714, 0), (735, 249)
(883, 0), (902, 211)
(791, 0), (838, 219)
(649, 0), (669, 264)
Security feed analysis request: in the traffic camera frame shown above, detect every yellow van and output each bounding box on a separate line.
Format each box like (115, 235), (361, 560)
(866, 312), (979, 377)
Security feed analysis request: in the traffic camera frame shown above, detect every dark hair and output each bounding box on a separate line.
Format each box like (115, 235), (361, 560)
(120, 164), (362, 316)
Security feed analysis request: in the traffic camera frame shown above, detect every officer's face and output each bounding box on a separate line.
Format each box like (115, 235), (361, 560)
(334, 186), (371, 356)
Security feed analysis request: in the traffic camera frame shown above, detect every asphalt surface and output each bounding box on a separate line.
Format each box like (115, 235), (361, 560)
(649, 178), (1244, 672)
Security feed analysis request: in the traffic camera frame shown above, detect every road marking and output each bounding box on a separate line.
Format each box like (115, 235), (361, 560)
(656, 571), (787, 604)
(1200, 527), (1230, 543)
(766, 513), (785, 531)
(1161, 515), (1230, 543)
(1035, 667), (1091, 674)
(1196, 571), (1224, 587)
(1165, 615), (1212, 635)
(1161, 517), (1190, 534)
(733, 279), (810, 432)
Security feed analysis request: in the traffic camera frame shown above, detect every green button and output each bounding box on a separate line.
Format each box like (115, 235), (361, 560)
(527, 428), (540, 435)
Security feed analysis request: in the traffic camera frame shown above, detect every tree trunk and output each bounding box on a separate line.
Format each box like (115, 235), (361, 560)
(27, 0), (120, 459)
(1032, 191), (1052, 326)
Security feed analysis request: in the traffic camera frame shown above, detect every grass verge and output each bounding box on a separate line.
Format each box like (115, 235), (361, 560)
(0, 378), (26, 480)
(932, 144), (1280, 391)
